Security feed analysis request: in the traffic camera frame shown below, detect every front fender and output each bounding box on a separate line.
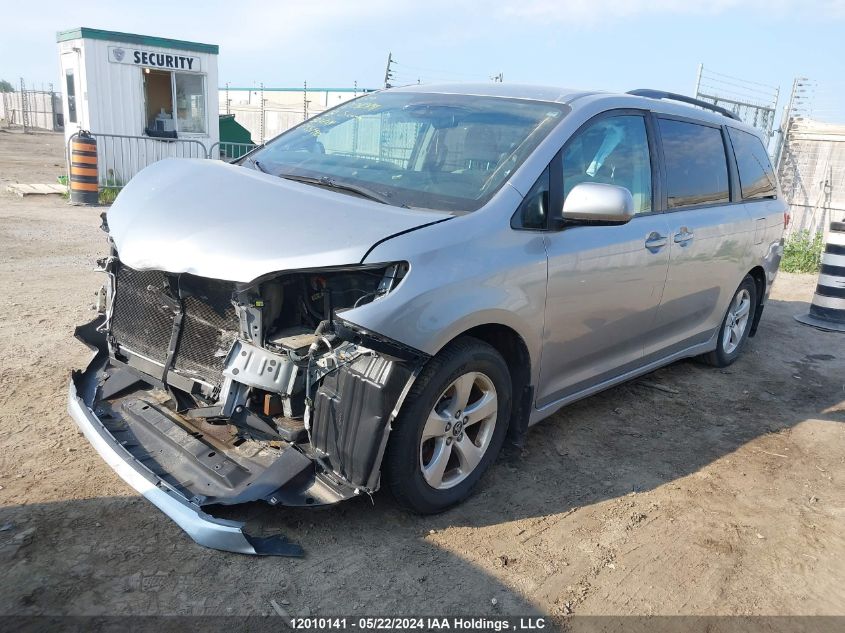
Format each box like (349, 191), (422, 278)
(340, 207), (548, 387)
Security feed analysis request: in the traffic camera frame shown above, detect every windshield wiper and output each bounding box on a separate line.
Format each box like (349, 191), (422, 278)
(279, 173), (409, 208)
(252, 159), (270, 174)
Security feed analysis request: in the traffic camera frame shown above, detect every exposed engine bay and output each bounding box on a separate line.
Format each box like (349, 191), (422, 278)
(70, 249), (426, 555)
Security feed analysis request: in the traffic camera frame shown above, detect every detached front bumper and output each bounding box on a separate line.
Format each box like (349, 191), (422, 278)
(66, 319), (304, 556)
(67, 375), (298, 556)
(67, 312), (418, 555)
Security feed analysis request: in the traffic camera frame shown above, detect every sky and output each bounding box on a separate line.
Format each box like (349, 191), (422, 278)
(2, 0), (844, 122)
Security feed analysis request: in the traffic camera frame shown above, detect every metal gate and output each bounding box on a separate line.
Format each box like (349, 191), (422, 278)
(207, 141), (258, 162)
(66, 131), (261, 196)
(67, 131), (210, 194)
(1, 84), (63, 132)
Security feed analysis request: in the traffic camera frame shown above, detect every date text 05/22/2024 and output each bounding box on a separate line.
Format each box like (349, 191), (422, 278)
(289, 616), (548, 631)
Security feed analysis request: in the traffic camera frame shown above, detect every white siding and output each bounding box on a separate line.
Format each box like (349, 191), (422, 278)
(59, 34), (219, 187)
(778, 118), (845, 239)
(59, 36), (218, 144)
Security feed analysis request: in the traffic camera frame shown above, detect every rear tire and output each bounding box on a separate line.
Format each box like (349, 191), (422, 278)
(384, 337), (512, 514)
(703, 275), (758, 367)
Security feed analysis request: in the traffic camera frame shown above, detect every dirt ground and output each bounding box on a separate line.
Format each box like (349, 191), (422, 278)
(0, 128), (843, 621)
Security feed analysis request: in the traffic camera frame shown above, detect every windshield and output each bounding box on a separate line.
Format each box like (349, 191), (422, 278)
(246, 92), (567, 212)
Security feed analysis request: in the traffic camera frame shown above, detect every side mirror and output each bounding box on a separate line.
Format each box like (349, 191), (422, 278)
(561, 182), (635, 224)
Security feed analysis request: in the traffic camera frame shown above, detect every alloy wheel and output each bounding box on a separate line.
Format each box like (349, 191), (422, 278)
(419, 371), (498, 490)
(723, 288), (752, 354)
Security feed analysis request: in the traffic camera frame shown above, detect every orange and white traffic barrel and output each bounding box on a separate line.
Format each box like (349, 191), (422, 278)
(69, 132), (99, 205)
(795, 220), (845, 332)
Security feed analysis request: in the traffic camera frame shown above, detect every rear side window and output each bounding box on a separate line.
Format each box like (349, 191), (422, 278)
(658, 118), (729, 209)
(728, 128), (777, 200)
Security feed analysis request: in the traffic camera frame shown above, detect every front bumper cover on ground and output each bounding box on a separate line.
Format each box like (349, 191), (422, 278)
(67, 319), (304, 557)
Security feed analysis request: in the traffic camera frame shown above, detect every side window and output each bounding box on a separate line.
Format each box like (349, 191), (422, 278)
(511, 167), (549, 230)
(563, 115), (652, 214)
(174, 73), (207, 134)
(658, 118), (729, 209)
(728, 128), (777, 200)
(65, 69), (77, 124)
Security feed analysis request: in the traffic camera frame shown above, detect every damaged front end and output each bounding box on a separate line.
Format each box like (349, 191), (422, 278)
(68, 255), (425, 556)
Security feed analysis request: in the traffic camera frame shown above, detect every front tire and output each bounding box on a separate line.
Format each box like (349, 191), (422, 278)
(703, 275), (758, 367)
(384, 337), (512, 514)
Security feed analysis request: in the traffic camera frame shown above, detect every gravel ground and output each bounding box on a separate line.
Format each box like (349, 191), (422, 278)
(0, 129), (843, 621)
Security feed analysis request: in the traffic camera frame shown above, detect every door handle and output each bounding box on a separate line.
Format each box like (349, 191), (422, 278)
(674, 229), (694, 244)
(645, 232), (668, 250)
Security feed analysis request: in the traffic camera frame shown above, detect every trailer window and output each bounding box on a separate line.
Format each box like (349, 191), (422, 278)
(142, 69), (206, 136)
(143, 69), (174, 135)
(175, 73), (206, 134)
(65, 70), (77, 124)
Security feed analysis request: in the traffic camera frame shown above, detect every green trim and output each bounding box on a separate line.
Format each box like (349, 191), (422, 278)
(57, 27), (218, 55)
(221, 87), (375, 93)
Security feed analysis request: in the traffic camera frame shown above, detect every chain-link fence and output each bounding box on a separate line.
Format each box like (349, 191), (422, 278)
(225, 104), (306, 145)
(0, 79), (63, 132)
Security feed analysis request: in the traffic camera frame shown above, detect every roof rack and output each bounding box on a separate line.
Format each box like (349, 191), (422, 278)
(626, 89), (741, 121)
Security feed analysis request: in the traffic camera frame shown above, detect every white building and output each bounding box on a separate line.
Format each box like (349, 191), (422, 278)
(57, 27), (219, 185)
(778, 118), (845, 239)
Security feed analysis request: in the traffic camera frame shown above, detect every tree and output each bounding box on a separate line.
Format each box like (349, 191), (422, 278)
(0, 79), (14, 93)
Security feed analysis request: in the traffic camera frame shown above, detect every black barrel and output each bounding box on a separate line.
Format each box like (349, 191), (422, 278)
(795, 220), (845, 332)
(69, 132), (99, 205)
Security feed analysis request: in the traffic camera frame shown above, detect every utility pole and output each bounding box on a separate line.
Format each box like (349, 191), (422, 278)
(303, 80), (310, 121)
(225, 82), (230, 115)
(694, 63), (703, 99)
(48, 82), (55, 131)
(383, 52), (396, 89)
(775, 77), (809, 170)
(20, 78), (30, 133)
(259, 82), (265, 144)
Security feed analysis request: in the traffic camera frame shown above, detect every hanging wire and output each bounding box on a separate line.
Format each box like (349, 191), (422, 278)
(702, 68), (779, 91)
(791, 80), (845, 124)
(392, 61), (490, 81)
(390, 60), (493, 85)
(695, 65), (781, 137)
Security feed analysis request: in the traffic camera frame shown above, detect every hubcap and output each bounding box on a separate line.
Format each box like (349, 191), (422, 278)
(419, 371), (498, 490)
(722, 288), (751, 354)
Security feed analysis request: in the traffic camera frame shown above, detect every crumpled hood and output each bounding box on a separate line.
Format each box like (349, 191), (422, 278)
(107, 159), (449, 283)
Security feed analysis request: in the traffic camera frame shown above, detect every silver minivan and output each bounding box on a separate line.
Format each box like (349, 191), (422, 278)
(69, 84), (786, 555)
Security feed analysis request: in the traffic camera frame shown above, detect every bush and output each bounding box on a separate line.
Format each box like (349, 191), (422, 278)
(99, 186), (120, 205)
(781, 230), (825, 273)
(98, 170), (123, 205)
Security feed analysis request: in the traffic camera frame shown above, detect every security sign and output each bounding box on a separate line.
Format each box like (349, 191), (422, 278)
(108, 46), (201, 71)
